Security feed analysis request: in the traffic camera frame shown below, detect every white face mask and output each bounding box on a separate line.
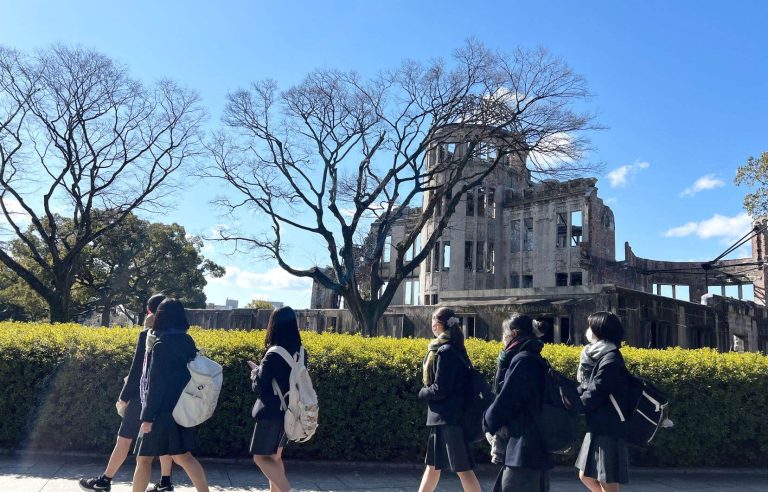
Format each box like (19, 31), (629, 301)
(586, 328), (597, 344)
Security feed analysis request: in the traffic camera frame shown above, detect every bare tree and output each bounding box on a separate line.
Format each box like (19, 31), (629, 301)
(208, 41), (597, 334)
(0, 46), (204, 322)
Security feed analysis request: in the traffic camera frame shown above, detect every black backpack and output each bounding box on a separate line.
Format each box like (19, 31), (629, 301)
(612, 371), (673, 447)
(461, 363), (494, 444)
(533, 359), (583, 454)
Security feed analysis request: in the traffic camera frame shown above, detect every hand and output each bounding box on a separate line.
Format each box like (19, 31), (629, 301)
(116, 399), (128, 409)
(247, 360), (259, 381)
(140, 421), (153, 434)
(246, 360), (257, 370)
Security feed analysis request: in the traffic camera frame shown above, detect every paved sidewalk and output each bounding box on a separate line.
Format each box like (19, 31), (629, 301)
(0, 454), (766, 491)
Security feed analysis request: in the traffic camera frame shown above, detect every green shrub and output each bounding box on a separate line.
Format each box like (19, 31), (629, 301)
(0, 322), (766, 466)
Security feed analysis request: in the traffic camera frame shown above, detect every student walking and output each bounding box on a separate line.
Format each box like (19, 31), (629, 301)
(483, 313), (552, 492)
(417, 307), (481, 492)
(132, 299), (209, 492)
(575, 312), (632, 492)
(79, 294), (174, 492)
(248, 306), (305, 492)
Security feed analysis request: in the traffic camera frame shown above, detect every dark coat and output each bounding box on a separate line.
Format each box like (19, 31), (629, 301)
(493, 349), (514, 394)
(252, 347), (307, 421)
(418, 343), (468, 426)
(580, 349), (632, 438)
(119, 329), (148, 403)
(140, 332), (197, 423)
(483, 343), (553, 470)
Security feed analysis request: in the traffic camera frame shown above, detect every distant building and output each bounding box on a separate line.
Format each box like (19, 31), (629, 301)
(205, 298), (240, 310)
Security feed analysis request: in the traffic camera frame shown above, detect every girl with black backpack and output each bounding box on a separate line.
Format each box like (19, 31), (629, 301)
(417, 307), (481, 492)
(575, 312), (633, 492)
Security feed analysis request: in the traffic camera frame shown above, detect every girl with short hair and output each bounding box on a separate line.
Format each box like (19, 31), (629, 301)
(575, 311), (632, 492)
(132, 298), (209, 492)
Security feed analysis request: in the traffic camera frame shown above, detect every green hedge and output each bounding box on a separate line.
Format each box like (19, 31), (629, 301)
(1, 322), (766, 466)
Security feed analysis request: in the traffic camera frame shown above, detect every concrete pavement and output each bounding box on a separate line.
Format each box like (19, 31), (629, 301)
(0, 453), (766, 491)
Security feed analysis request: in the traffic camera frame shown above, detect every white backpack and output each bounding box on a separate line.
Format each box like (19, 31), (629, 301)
(268, 346), (319, 442)
(173, 350), (224, 427)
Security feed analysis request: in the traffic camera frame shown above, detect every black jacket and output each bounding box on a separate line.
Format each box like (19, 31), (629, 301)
(252, 347), (307, 421)
(140, 332), (197, 423)
(580, 349), (632, 438)
(119, 329), (148, 403)
(483, 342), (553, 470)
(418, 343), (468, 426)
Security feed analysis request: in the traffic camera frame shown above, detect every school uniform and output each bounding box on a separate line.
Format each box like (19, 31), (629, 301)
(135, 331), (197, 457)
(250, 346), (307, 456)
(418, 343), (473, 473)
(575, 349), (632, 485)
(116, 329), (148, 439)
(484, 338), (552, 492)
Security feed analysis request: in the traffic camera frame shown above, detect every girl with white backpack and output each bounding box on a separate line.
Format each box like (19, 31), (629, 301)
(248, 306), (312, 492)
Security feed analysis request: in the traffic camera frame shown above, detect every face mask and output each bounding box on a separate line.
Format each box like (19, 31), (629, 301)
(586, 328), (597, 344)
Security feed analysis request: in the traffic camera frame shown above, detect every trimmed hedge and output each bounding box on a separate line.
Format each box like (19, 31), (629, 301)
(1, 322), (767, 466)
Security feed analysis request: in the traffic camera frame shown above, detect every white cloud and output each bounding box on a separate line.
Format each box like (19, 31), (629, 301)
(663, 212), (752, 245)
(0, 196), (31, 228)
(680, 174), (725, 197)
(606, 160), (649, 188)
(207, 266), (313, 291)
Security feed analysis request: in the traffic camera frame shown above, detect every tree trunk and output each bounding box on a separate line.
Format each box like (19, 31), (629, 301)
(101, 297), (112, 327)
(48, 295), (69, 323)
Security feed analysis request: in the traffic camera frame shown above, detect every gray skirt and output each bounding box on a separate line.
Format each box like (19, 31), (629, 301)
(425, 424), (475, 473)
(574, 432), (629, 484)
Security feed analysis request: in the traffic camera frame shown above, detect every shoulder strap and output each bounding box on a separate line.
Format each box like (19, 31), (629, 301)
(266, 345), (300, 367)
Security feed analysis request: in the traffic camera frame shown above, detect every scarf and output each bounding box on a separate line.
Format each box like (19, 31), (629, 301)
(422, 331), (452, 386)
(494, 335), (543, 393)
(577, 339), (617, 384)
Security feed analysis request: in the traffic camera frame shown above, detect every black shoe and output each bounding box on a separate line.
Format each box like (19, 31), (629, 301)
(79, 476), (111, 491)
(147, 482), (174, 491)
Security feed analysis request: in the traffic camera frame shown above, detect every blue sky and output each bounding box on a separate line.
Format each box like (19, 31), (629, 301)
(2, 0), (766, 308)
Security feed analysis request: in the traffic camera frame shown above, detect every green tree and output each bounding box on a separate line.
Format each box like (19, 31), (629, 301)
(244, 299), (274, 310)
(78, 214), (225, 326)
(735, 151), (768, 218)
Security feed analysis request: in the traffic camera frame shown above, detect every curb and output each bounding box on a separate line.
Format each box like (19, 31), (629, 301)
(2, 450), (767, 476)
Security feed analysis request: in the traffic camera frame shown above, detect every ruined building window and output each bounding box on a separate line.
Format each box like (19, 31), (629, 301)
(556, 273), (568, 287)
(510, 273), (520, 288)
(442, 241), (451, 271)
(435, 189), (442, 216)
(383, 235), (391, 263)
(466, 190), (475, 216)
(424, 294), (430, 305)
(444, 185), (453, 212)
(570, 271), (583, 286)
(556, 212), (567, 248)
(477, 187), (486, 216)
(510, 219), (521, 253)
(380, 281), (388, 299)
(405, 281), (412, 305)
(413, 280), (420, 305)
(571, 210), (583, 246)
(431, 294), (438, 305)
(476, 240), (485, 272)
(464, 241), (473, 270)
(432, 242), (440, 272)
(487, 242), (495, 273)
(524, 217), (534, 251)
(487, 187), (496, 219)
(405, 235), (421, 262)
(425, 246), (432, 272)
(522, 275), (533, 288)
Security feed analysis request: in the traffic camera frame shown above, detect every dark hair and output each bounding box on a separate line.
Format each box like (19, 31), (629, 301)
(265, 306), (302, 353)
(588, 311), (624, 345)
(502, 313), (534, 338)
(153, 298), (190, 334)
(431, 307), (466, 350)
(147, 293), (166, 314)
